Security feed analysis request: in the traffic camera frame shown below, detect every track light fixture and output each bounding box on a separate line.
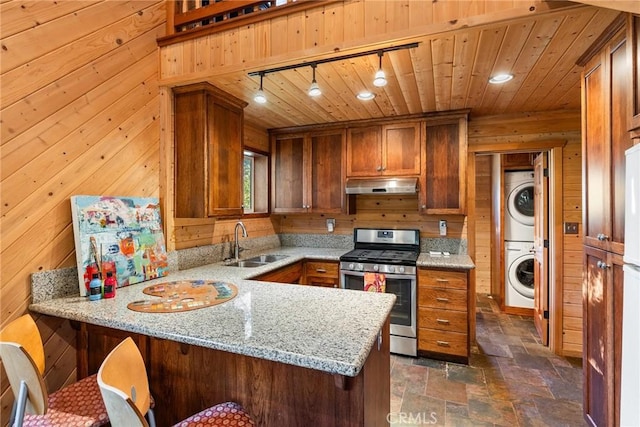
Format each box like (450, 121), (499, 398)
(248, 42), (419, 103)
(253, 72), (267, 104)
(308, 64), (321, 97)
(373, 51), (387, 87)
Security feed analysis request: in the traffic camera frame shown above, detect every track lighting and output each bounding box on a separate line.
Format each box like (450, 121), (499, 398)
(308, 64), (321, 97)
(373, 51), (387, 87)
(253, 72), (267, 104)
(248, 42), (419, 103)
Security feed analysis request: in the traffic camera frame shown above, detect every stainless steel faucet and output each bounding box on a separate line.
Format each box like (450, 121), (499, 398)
(234, 221), (248, 261)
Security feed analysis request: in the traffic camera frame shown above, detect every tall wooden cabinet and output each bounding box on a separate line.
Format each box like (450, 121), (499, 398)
(420, 117), (467, 214)
(174, 83), (246, 218)
(271, 129), (345, 214)
(581, 20), (633, 427)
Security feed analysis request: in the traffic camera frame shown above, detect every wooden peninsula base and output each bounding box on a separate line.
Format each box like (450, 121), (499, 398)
(75, 320), (390, 427)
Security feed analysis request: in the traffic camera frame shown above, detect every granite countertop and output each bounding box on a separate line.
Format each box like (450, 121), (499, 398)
(29, 247), (392, 377)
(29, 246), (474, 377)
(417, 253), (475, 270)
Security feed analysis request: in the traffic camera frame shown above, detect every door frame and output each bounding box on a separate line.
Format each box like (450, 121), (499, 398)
(468, 140), (565, 354)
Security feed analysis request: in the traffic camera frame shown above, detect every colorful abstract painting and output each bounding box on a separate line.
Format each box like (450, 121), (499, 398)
(71, 195), (169, 296)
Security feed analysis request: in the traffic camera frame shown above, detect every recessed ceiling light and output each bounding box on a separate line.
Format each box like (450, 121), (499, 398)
(489, 73), (514, 84)
(357, 91), (375, 101)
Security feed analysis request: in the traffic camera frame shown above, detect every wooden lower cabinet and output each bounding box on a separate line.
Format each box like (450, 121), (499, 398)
(583, 246), (624, 427)
(303, 260), (340, 288)
(77, 320), (390, 427)
(253, 261), (303, 284)
(417, 268), (470, 363)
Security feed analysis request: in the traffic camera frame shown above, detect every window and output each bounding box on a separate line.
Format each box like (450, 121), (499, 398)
(243, 150), (268, 214)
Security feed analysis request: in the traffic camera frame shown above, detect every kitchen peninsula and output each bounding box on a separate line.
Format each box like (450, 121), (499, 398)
(29, 248), (394, 427)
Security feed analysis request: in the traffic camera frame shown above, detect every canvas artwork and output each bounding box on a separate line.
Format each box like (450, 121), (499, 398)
(71, 195), (169, 297)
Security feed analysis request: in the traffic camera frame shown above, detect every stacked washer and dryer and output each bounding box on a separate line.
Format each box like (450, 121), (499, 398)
(504, 171), (535, 309)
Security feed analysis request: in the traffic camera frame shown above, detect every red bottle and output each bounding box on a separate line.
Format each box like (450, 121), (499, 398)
(103, 271), (117, 299)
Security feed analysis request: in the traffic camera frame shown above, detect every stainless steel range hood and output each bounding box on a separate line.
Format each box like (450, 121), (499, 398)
(345, 177), (418, 195)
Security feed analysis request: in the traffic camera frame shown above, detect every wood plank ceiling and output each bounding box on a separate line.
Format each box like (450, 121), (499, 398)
(206, 4), (621, 130)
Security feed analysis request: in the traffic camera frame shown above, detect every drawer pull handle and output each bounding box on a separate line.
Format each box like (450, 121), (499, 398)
(316, 269), (327, 273)
(436, 340), (450, 347)
(436, 279), (449, 283)
(436, 297), (449, 303)
(436, 319), (450, 325)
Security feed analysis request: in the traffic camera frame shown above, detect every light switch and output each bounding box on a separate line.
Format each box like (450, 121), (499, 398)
(326, 218), (335, 233)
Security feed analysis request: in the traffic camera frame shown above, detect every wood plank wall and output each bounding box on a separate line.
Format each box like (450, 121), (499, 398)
(0, 1), (165, 422)
(474, 156), (493, 295)
(468, 111), (583, 357)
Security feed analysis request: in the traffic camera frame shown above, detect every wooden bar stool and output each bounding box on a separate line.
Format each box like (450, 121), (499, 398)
(0, 314), (109, 427)
(98, 337), (255, 426)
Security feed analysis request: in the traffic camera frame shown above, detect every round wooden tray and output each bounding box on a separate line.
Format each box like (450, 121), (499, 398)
(127, 280), (237, 313)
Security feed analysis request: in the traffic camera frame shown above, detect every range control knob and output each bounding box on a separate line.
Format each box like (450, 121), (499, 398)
(398, 266), (405, 274)
(373, 265), (379, 272)
(357, 263), (364, 271)
(348, 263), (355, 270)
(388, 266), (395, 273)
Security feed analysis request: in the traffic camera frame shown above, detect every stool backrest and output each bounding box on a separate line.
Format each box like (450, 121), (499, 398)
(0, 314), (49, 415)
(97, 337), (151, 427)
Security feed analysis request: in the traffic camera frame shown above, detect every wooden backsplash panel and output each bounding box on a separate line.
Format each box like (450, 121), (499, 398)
(0, 2), (165, 422)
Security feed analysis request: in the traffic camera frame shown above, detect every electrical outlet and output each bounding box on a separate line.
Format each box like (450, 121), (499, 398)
(439, 220), (447, 236)
(564, 222), (579, 234)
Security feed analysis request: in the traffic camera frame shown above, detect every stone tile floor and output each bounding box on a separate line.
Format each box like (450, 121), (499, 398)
(390, 294), (584, 426)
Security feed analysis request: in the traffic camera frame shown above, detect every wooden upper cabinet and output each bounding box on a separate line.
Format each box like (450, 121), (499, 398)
(174, 83), (246, 218)
(271, 130), (345, 214)
(309, 130), (345, 213)
(346, 126), (382, 177)
(347, 122), (420, 177)
(582, 27), (631, 255)
(271, 134), (306, 213)
(420, 117), (468, 214)
(629, 14), (640, 135)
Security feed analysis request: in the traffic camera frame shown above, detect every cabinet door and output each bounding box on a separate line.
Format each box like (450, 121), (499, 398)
(346, 126), (382, 177)
(420, 119), (467, 214)
(174, 90), (208, 218)
(381, 122), (421, 176)
(583, 30), (631, 254)
(208, 100), (243, 217)
(629, 15), (640, 133)
(272, 135), (307, 213)
(583, 246), (624, 427)
(310, 131), (345, 213)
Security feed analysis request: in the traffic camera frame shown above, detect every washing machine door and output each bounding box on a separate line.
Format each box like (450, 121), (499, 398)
(507, 182), (534, 226)
(508, 254), (535, 298)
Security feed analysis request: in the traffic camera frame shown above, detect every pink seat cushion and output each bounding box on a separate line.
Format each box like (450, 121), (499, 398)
(173, 401), (255, 427)
(23, 374), (109, 427)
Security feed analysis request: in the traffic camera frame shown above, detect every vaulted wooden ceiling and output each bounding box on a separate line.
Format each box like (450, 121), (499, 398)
(207, 4), (622, 130)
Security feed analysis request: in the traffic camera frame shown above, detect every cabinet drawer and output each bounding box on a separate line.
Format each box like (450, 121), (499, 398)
(418, 269), (467, 289)
(418, 307), (467, 333)
(418, 329), (467, 357)
(307, 276), (339, 288)
(305, 261), (339, 277)
(418, 287), (467, 311)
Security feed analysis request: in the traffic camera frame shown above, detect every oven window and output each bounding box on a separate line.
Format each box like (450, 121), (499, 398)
(342, 274), (414, 327)
(386, 278), (413, 327)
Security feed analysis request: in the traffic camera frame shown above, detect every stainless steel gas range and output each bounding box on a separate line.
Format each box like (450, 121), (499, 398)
(340, 228), (419, 357)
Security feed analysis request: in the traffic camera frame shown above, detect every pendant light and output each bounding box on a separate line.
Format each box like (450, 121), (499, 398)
(254, 72), (267, 104)
(373, 51), (387, 87)
(308, 64), (322, 97)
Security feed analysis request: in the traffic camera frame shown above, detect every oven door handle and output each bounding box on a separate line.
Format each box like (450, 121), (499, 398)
(339, 270), (417, 281)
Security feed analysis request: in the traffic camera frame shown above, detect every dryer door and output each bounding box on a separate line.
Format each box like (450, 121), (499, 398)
(508, 254), (535, 298)
(507, 182), (535, 226)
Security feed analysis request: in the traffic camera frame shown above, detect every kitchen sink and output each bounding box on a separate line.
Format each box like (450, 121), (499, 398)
(225, 254), (289, 268)
(245, 254), (289, 263)
(225, 260), (267, 268)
